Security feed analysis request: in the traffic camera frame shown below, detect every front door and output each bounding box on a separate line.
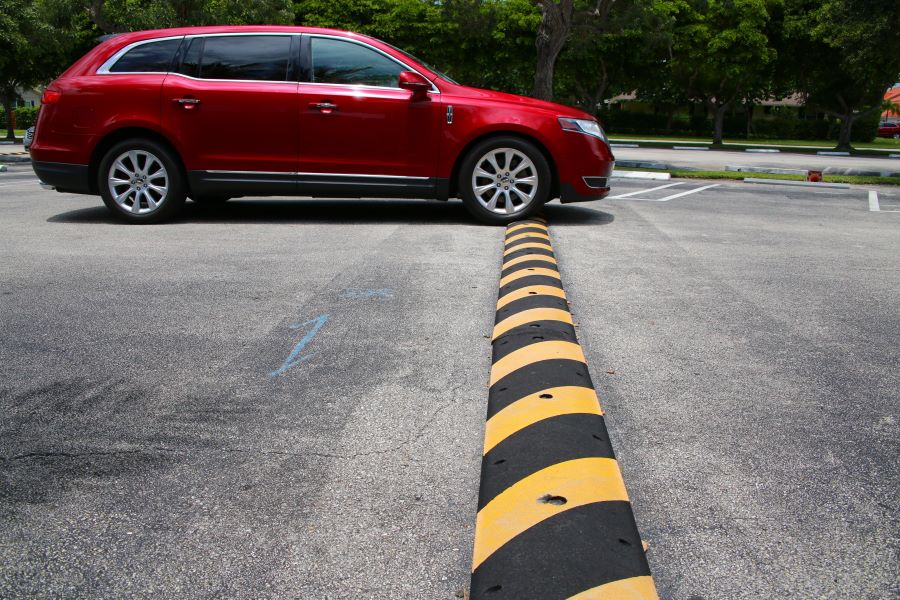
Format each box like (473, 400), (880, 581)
(296, 35), (440, 188)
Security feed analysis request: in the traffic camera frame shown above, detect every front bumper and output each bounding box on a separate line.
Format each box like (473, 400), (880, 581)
(32, 161), (92, 195)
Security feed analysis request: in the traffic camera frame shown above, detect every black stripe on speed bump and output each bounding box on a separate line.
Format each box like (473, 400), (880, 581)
(495, 295), (568, 322)
(505, 235), (552, 250)
(488, 359), (594, 418)
(471, 502), (651, 600)
(491, 321), (578, 363)
(505, 227), (548, 239)
(500, 260), (559, 279)
(499, 275), (563, 297)
(502, 246), (555, 262)
(478, 413), (616, 509)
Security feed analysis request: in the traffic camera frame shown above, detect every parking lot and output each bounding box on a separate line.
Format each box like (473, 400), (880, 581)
(1, 164), (898, 599)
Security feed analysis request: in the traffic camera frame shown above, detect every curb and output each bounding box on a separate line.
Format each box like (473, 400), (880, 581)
(0, 153), (31, 163)
(743, 177), (850, 189)
(469, 218), (658, 600)
(612, 170), (671, 181)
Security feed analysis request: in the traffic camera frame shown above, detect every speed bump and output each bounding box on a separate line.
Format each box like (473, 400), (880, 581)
(470, 218), (658, 600)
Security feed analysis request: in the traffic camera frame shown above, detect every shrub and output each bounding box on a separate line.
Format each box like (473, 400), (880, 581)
(0, 106), (40, 130)
(14, 107), (40, 129)
(600, 107), (877, 143)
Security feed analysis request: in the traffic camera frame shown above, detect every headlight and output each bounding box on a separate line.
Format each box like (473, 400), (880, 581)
(558, 117), (608, 143)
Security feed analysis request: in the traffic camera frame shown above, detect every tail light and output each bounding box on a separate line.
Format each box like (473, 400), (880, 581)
(41, 90), (61, 104)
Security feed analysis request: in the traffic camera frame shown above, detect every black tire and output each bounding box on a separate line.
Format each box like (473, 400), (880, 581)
(98, 138), (186, 224)
(458, 136), (552, 225)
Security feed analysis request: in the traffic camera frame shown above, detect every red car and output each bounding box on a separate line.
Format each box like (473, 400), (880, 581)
(29, 26), (614, 224)
(877, 121), (900, 138)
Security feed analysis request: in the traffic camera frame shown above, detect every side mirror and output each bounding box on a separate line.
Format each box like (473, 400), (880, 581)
(398, 71), (431, 99)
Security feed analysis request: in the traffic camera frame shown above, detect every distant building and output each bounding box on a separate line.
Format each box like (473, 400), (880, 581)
(18, 88), (42, 108)
(882, 84), (900, 121)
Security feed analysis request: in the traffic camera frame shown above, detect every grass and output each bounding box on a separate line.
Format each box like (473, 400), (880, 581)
(0, 129), (26, 141)
(609, 133), (900, 152)
(624, 167), (900, 186)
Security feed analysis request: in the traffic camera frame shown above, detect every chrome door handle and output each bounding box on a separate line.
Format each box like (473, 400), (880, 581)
(174, 98), (201, 109)
(311, 102), (338, 112)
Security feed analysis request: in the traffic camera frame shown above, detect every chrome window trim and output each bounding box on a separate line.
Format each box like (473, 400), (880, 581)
(305, 34), (440, 94)
(166, 72), (298, 85)
(96, 35), (185, 74)
(205, 170), (430, 180)
(95, 31), (441, 93)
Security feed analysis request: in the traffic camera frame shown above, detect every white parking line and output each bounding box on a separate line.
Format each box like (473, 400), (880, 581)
(869, 190), (900, 213)
(607, 182), (685, 199)
(868, 190), (879, 212)
(655, 183), (720, 202)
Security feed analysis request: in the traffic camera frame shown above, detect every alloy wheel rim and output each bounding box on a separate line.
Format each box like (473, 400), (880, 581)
(471, 148), (538, 214)
(107, 150), (169, 215)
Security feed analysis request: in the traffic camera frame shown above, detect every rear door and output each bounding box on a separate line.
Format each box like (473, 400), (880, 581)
(296, 35), (440, 182)
(162, 34), (299, 180)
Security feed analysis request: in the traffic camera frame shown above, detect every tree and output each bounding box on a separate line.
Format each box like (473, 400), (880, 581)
(662, 0), (778, 145)
(531, 0), (574, 100)
(82, 0), (294, 32)
(783, 0), (900, 150)
(0, 0), (73, 140)
(556, 0), (675, 113)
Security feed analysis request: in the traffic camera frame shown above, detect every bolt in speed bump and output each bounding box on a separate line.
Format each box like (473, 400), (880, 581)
(470, 218), (658, 600)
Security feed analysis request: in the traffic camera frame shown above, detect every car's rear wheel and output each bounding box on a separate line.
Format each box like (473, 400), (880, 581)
(98, 139), (186, 224)
(458, 137), (551, 225)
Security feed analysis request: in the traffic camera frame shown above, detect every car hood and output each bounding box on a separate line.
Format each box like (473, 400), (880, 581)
(450, 85), (594, 120)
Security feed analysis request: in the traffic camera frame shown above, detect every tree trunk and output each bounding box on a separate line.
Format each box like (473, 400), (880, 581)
(835, 114), (854, 151)
(3, 97), (15, 141)
(532, 0), (574, 101)
(665, 108), (674, 132)
(712, 102), (728, 146)
(745, 102), (754, 139)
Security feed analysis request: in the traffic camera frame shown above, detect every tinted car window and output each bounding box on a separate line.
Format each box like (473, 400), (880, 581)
(311, 37), (404, 88)
(199, 36), (291, 81)
(177, 37), (202, 77)
(110, 39), (182, 73)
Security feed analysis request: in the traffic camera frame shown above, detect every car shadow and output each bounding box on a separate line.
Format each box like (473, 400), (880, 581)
(46, 198), (614, 226)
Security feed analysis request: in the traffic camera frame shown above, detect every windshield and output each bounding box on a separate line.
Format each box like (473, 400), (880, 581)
(385, 43), (458, 85)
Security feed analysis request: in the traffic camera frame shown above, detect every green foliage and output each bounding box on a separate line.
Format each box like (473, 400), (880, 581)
(781, 0), (900, 147)
(295, 0), (540, 93)
(0, 106), (42, 129)
(95, 0), (294, 30)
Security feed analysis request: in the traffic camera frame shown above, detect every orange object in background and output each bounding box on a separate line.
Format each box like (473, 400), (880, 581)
(807, 170), (823, 182)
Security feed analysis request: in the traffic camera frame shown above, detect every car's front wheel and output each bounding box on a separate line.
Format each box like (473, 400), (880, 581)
(458, 136), (551, 225)
(98, 139), (186, 224)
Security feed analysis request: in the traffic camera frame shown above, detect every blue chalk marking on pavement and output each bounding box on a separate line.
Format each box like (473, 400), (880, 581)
(270, 314), (329, 377)
(340, 288), (394, 299)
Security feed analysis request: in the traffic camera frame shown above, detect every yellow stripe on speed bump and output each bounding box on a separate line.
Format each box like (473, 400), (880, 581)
(492, 307), (573, 340)
(498, 267), (561, 288)
(489, 340), (586, 386)
(502, 254), (558, 270)
(483, 386), (603, 453)
(472, 457), (629, 570)
(503, 241), (552, 257)
(496, 285), (567, 308)
(506, 231), (551, 244)
(506, 222), (548, 235)
(567, 577), (660, 600)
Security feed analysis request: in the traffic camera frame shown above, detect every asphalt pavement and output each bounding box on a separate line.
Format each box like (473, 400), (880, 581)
(1, 163), (898, 598)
